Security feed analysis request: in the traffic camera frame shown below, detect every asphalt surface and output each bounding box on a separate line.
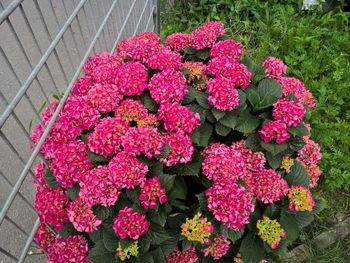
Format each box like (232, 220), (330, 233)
(0, 0), (155, 262)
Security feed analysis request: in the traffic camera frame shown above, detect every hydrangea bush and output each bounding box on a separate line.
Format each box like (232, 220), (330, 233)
(31, 21), (325, 263)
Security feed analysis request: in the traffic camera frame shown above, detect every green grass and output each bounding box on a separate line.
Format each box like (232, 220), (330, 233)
(160, 0), (350, 260)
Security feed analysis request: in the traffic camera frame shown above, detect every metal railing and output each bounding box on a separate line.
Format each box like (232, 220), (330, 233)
(0, 0), (159, 262)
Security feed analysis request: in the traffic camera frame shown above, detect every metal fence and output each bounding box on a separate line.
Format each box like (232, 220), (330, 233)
(0, 0), (159, 262)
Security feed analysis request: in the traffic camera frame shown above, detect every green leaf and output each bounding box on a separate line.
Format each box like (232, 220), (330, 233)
(158, 145), (172, 159)
(171, 200), (189, 210)
(158, 173), (176, 192)
(280, 212), (300, 243)
(167, 213), (187, 229)
(151, 247), (166, 263)
(190, 123), (213, 147)
(119, 238), (134, 249)
(284, 160), (310, 188)
(196, 92), (212, 109)
(137, 156), (156, 167)
(43, 168), (59, 189)
(288, 124), (310, 137)
(168, 177), (187, 200)
(94, 206), (115, 221)
(235, 109), (260, 133)
(289, 136), (306, 151)
(182, 239), (192, 251)
(182, 86), (198, 104)
(211, 108), (226, 121)
(187, 104), (208, 124)
(130, 253), (154, 263)
(169, 152), (203, 176)
(146, 224), (172, 245)
(195, 49), (210, 60)
(196, 193), (208, 211)
(102, 226), (119, 252)
(220, 225), (244, 243)
(241, 56), (256, 74)
(150, 162), (164, 176)
(247, 207), (261, 232)
(312, 197), (327, 214)
(140, 92), (158, 112)
(205, 110), (216, 123)
(215, 122), (231, 136)
(138, 235), (152, 253)
(251, 78), (282, 111)
(237, 90), (247, 109)
(219, 110), (240, 129)
(266, 152), (282, 169)
(160, 235), (179, 255)
(148, 209), (167, 227)
(264, 204), (280, 219)
(67, 184), (80, 201)
(88, 151), (110, 164)
(184, 46), (197, 55)
(88, 240), (115, 263)
(59, 222), (77, 238)
(239, 233), (266, 263)
(89, 228), (103, 243)
(245, 134), (264, 152)
(261, 141), (288, 155)
(282, 210), (314, 229)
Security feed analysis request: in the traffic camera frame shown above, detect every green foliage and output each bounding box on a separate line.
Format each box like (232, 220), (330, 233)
(161, 0), (350, 190)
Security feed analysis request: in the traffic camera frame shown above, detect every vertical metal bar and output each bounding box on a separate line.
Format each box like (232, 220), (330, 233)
(48, 0), (76, 70)
(18, 218), (41, 263)
(110, 0), (137, 53)
(155, 0), (160, 34)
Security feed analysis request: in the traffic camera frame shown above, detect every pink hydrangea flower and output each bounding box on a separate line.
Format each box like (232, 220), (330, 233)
(35, 187), (68, 231)
(59, 96), (100, 130)
(160, 132), (194, 166)
(272, 99), (306, 127)
(166, 33), (190, 52)
(288, 185), (315, 212)
(190, 21), (225, 50)
(277, 77), (316, 108)
(87, 83), (123, 112)
(90, 59), (120, 84)
(297, 138), (322, 166)
(166, 246), (198, 263)
(113, 207), (150, 240)
(210, 39), (243, 60)
(183, 61), (207, 90)
(157, 102), (200, 134)
(261, 57), (287, 78)
(246, 169), (289, 204)
(33, 162), (48, 188)
(148, 68), (188, 104)
(47, 235), (90, 263)
(207, 57), (251, 89)
(79, 166), (121, 207)
(88, 117), (130, 157)
(205, 182), (254, 230)
(302, 162), (322, 188)
(121, 126), (165, 158)
(109, 151), (148, 189)
(202, 235), (231, 260)
(202, 143), (244, 183)
(67, 198), (102, 232)
(116, 33), (164, 62)
(115, 62), (149, 96)
(50, 140), (93, 188)
(145, 49), (183, 70)
(259, 121), (291, 144)
(115, 99), (148, 122)
(72, 75), (94, 97)
(206, 77), (240, 111)
(231, 140), (266, 180)
(84, 52), (113, 75)
(34, 223), (55, 250)
(139, 176), (168, 209)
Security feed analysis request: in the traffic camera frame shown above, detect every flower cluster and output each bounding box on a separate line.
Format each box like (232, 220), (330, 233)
(158, 102), (200, 133)
(210, 39), (243, 60)
(117, 241), (139, 261)
(145, 49), (183, 70)
(115, 62), (148, 96)
(202, 235), (231, 260)
(67, 198), (102, 232)
(166, 247), (198, 263)
(272, 98), (306, 127)
(288, 186), (315, 212)
(34, 223), (55, 250)
(139, 177), (168, 209)
(261, 57), (287, 78)
(87, 83), (123, 112)
(190, 21), (225, 50)
(205, 182), (254, 230)
(181, 213), (214, 244)
(257, 216), (287, 249)
(47, 235), (90, 263)
(259, 120), (291, 144)
(183, 61), (207, 90)
(246, 169), (289, 204)
(113, 207), (150, 240)
(166, 33), (190, 52)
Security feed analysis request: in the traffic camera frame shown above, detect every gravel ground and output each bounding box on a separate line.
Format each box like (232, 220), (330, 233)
(0, 0), (155, 262)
